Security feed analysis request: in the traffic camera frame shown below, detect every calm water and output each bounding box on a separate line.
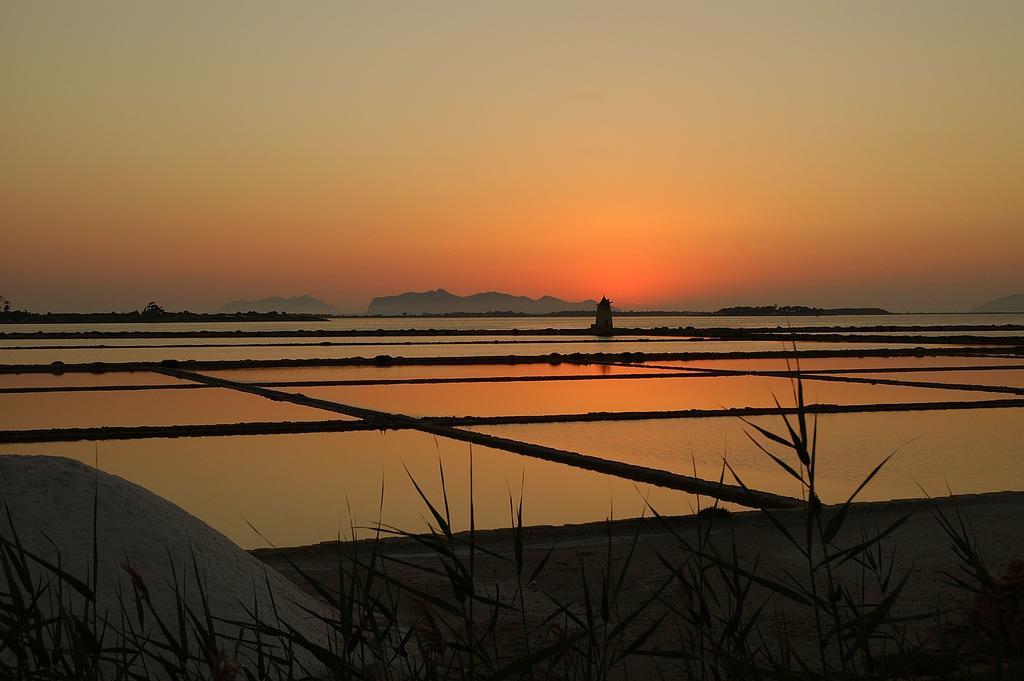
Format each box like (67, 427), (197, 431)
(0, 340), (976, 365)
(0, 431), (705, 548)
(2, 408), (1021, 549)
(474, 409), (1024, 510)
(3, 312), (1023, 335)
(1, 316), (1022, 548)
(275, 377), (1000, 418)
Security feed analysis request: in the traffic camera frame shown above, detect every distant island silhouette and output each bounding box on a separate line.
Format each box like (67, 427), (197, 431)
(366, 292), (890, 317)
(714, 305), (889, 316)
(0, 303), (329, 324)
(219, 295), (338, 314)
(367, 289), (598, 315)
(971, 294), (1024, 313)
(0, 294), (901, 323)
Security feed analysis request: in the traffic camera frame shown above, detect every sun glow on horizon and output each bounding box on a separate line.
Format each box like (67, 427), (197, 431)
(2, 2), (1022, 313)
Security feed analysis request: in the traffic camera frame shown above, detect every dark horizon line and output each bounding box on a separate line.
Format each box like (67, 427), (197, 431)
(0, 306), (919, 322)
(7, 308), (1024, 322)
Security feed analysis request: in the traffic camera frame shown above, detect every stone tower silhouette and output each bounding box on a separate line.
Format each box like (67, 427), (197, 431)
(591, 296), (613, 335)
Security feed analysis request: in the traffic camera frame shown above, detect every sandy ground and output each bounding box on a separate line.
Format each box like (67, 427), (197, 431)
(256, 491), (1024, 674)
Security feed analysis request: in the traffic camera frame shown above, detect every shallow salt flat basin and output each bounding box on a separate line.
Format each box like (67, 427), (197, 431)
(642, 356), (1024, 373)
(5, 357), (1017, 390)
(10, 332), (996, 350)
(0, 388), (345, 430)
(0, 341), (679, 364)
(4, 312), (1022, 335)
(0, 340), (974, 365)
(0, 319), (605, 334)
(0, 343), (620, 364)
(470, 408), (1024, 507)
(278, 376), (1000, 418)
(844, 370), (1024, 389)
(0, 431), (703, 549)
(0, 334), (604, 348)
(200, 356), (1024, 385)
(3, 407), (1021, 550)
(0, 370), (189, 389)
(204, 362), (675, 384)
(839, 330), (1024, 336)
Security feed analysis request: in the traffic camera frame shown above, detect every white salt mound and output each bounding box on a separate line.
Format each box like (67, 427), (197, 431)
(0, 455), (326, 670)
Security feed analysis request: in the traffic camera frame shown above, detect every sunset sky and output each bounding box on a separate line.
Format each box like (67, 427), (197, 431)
(2, 1), (1022, 313)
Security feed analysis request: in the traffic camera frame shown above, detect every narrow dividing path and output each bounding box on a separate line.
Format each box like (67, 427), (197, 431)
(156, 367), (805, 510)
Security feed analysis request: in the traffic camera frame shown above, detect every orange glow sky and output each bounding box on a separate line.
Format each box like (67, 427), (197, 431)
(2, 2), (1022, 313)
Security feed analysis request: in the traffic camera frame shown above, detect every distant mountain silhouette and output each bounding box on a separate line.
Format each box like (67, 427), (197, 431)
(367, 289), (598, 315)
(218, 295), (338, 314)
(971, 294), (1024, 313)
